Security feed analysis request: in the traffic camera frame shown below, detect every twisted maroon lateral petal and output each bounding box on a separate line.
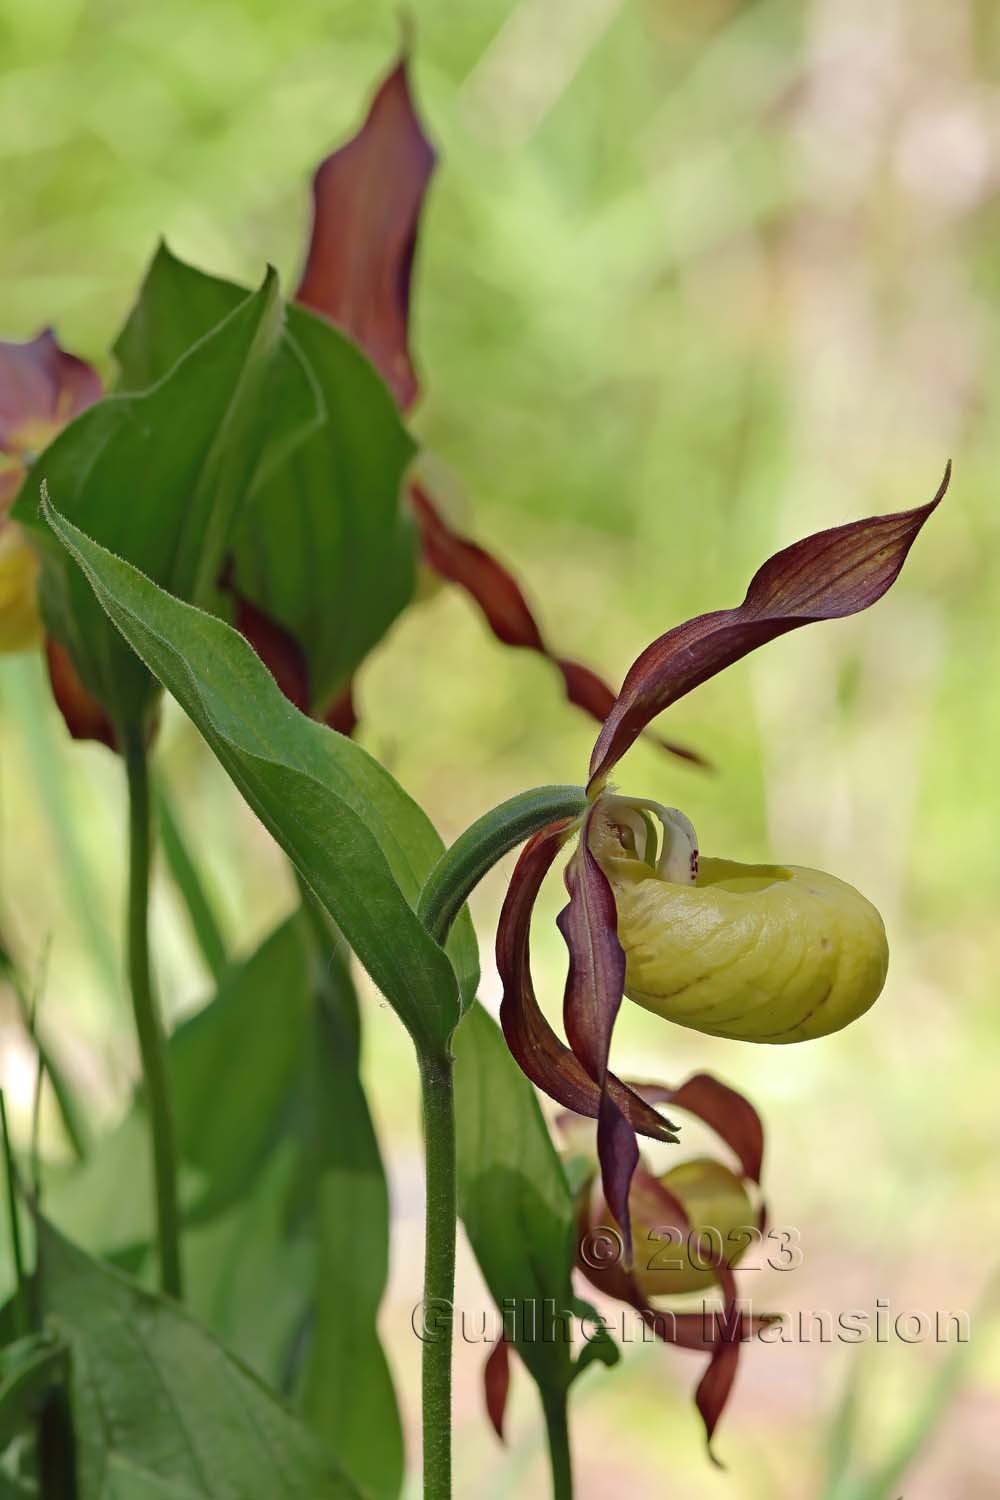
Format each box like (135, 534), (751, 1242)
(497, 824), (678, 1143)
(558, 804), (640, 1259)
(556, 659), (709, 768)
(0, 330), (102, 454)
(637, 1074), (764, 1184)
(412, 484), (702, 766)
(45, 638), (117, 751)
(674, 1262), (755, 1466)
(296, 58), (435, 412)
(589, 466), (950, 787)
(483, 1336), (511, 1442)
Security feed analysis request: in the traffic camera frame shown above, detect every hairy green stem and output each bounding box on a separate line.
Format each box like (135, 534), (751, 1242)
(541, 1388), (574, 1500)
(124, 732), (182, 1299)
(411, 784), (589, 1497)
(417, 784), (587, 946)
(418, 1048), (457, 1500)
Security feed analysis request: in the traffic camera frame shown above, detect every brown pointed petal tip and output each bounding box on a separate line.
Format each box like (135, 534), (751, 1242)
(296, 57), (435, 411)
(623, 1261), (774, 1462)
(0, 330), (101, 458)
(589, 464), (951, 787)
(497, 824), (678, 1145)
(634, 1073), (764, 1184)
(412, 484), (704, 766)
(483, 1336), (511, 1443)
(45, 637), (117, 751)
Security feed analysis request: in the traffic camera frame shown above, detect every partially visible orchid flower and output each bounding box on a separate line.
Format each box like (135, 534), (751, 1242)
(570, 1073), (772, 1458)
(234, 52), (700, 762)
(497, 472), (948, 1264)
(481, 1072), (772, 1457)
(0, 333), (101, 654)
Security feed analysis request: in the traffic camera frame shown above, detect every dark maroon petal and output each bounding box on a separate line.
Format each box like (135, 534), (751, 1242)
(558, 803), (641, 1257)
(557, 659), (710, 769)
(595, 1097), (639, 1265)
(323, 679), (358, 737)
(636, 1073), (764, 1184)
(228, 592), (311, 714)
(411, 482), (544, 649)
(412, 483), (702, 766)
(45, 637), (118, 751)
(0, 330), (101, 454)
(483, 1336), (511, 1442)
(589, 467), (950, 786)
(497, 824), (678, 1143)
(693, 1260), (743, 1466)
(220, 565), (360, 731)
(633, 1260), (759, 1462)
(558, 809), (626, 1085)
(296, 58), (435, 412)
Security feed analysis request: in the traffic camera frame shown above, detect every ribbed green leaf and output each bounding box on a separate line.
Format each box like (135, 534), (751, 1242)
(176, 913), (402, 1498)
(114, 243), (419, 713)
(41, 493), (472, 1047)
(453, 1003), (577, 1397)
(235, 302), (417, 712)
(37, 1218), (361, 1499)
(15, 270), (286, 731)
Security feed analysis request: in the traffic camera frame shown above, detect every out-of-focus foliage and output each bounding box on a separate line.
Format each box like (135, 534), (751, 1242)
(2, 1), (999, 1496)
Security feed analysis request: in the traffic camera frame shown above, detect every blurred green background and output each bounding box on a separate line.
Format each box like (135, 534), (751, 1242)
(2, 0), (999, 1494)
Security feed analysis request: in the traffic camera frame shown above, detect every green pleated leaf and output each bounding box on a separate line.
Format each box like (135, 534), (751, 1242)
(101, 1458), (203, 1499)
(453, 1003), (577, 1398)
(39, 919), (404, 1498)
(234, 302), (417, 713)
(292, 918), (403, 1500)
(40, 491), (472, 1047)
(114, 245), (323, 507)
(15, 269), (287, 732)
(114, 243), (246, 389)
(175, 913), (402, 1499)
(36, 1217), (361, 1500)
(170, 920), (312, 1221)
(0, 1334), (69, 1448)
(114, 243), (420, 714)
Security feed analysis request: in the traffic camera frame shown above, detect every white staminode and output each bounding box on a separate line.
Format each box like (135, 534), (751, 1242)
(601, 794), (699, 886)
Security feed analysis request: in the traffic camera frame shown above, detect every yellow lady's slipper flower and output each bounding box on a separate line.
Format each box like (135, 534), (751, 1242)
(496, 476), (945, 1265)
(591, 796), (889, 1044)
